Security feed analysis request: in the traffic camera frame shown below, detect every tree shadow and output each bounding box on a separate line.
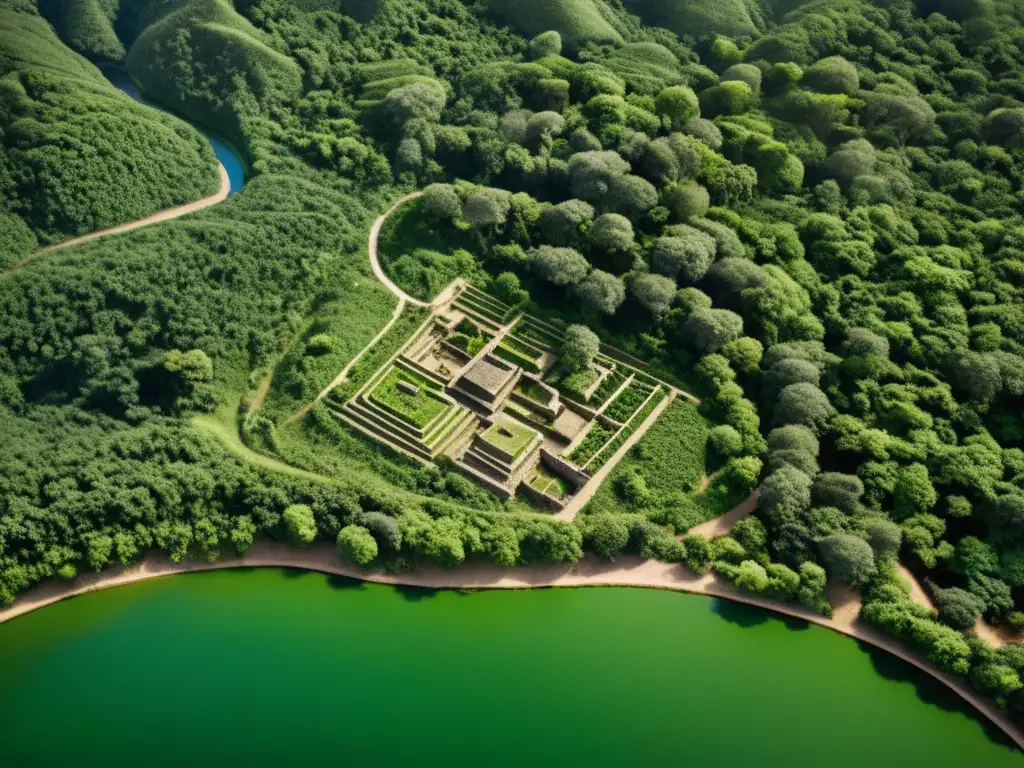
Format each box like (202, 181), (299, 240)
(392, 583), (442, 602)
(710, 597), (812, 632)
(710, 598), (770, 628)
(857, 640), (1019, 751)
(325, 573), (365, 591)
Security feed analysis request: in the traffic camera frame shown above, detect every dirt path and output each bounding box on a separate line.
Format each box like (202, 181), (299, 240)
(283, 191), (466, 425)
(3, 164), (231, 276)
(192, 415), (330, 483)
(368, 192), (428, 306)
(686, 491), (759, 539)
(897, 563), (935, 610)
(1, 539), (1020, 750)
(896, 563), (1016, 649)
(555, 392), (676, 521)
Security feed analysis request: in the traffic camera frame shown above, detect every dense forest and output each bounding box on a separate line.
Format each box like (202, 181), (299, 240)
(0, 5), (220, 261)
(6, 0), (1024, 728)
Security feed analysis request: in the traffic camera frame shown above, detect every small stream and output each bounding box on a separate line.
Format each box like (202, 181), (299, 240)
(103, 69), (246, 195)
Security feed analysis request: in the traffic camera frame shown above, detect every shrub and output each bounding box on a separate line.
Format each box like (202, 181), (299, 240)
(708, 425), (743, 458)
(982, 108), (1024, 150)
(421, 184), (462, 221)
(721, 64), (762, 94)
(561, 324), (600, 371)
(699, 81), (756, 117)
(305, 334), (334, 355)
(773, 383), (835, 433)
(576, 270), (626, 315)
(683, 117), (723, 150)
(865, 520), (902, 559)
(683, 309), (744, 354)
(819, 533), (876, 586)
(283, 504), (317, 547)
(337, 525), (378, 565)
(532, 245), (590, 286)
(583, 512), (630, 560)
(649, 228), (715, 284)
(589, 213), (634, 253)
(802, 56), (859, 95)
(539, 199), (595, 246)
(528, 30), (562, 59)
(932, 585), (985, 630)
(463, 187), (511, 230)
(683, 534), (714, 574)
(662, 182), (710, 221)
(654, 85), (700, 130)
(630, 273), (676, 318)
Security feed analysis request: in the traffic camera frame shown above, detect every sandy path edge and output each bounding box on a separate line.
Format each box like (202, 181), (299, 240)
(1, 539), (1020, 751)
(3, 163), (231, 275)
(368, 192), (427, 307)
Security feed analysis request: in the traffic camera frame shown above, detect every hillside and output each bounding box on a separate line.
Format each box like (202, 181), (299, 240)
(0, 4), (218, 262)
(486, 0), (623, 50)
(125, 0), (303, 142)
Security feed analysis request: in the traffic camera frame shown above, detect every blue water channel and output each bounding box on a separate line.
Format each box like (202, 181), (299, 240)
(104, 70), (246, 195)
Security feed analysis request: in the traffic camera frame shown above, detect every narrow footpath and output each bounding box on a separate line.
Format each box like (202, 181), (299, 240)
(284, 191), (462, 424)
(3, 163), (231, 276)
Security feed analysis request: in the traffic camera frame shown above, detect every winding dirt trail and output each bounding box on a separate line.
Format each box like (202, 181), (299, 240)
(283, 191), (463, 424)
(686, 491), (760, 539)
(2, 164), (231, 276)
(367, 192), (428, 306)
(1, 538), (1020, 750)
(895, 563), (1016, 649)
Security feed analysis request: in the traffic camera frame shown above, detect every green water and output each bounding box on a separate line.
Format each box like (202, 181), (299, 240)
(0, 569), (1020, 767)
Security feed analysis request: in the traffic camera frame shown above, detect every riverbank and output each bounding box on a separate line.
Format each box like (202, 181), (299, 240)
(1, 538), (1020, 750)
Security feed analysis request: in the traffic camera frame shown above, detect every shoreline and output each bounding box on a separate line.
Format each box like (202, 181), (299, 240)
(0, 538), (1021, 751)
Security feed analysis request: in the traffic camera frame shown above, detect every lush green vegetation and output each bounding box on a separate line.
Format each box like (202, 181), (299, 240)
(586, 399), (734, 530)
(0, 4), (219, 260)
(368, 367), (447, 428)
(8, 0), (1024, 729)
(603, 381), (648, 422)
(481, 419), (538, 459)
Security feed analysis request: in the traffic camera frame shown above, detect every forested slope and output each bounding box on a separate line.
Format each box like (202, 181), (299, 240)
(0, 3), (219, 262)
(6, 0), (1024, 730)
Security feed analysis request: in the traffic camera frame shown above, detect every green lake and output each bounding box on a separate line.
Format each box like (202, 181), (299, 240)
(0, 568), (1021, 767)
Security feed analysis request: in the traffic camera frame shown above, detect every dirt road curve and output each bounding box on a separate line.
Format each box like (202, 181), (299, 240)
(3, 163), (230, 275)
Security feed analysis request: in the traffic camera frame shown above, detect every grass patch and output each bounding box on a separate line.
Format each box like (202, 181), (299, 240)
(494, 339), (542, 373)
(545, 364), (601, 401)
(588, 368), (628, 408)
(586, 388), (662, 471)
(515, 377), (554, 405)
(368, 366), (448, 428)
(260, 269), (399, 421)
(486, 0), (623, 50)
(324, 307), (430, 409)
(619, 399), (706, 496)
(620, 0), (760, 38)
(526, 464), (571, 499)
(481, 418), (539, 459)
(193, 412), (330, 483)
(586, 399), (715, 531)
